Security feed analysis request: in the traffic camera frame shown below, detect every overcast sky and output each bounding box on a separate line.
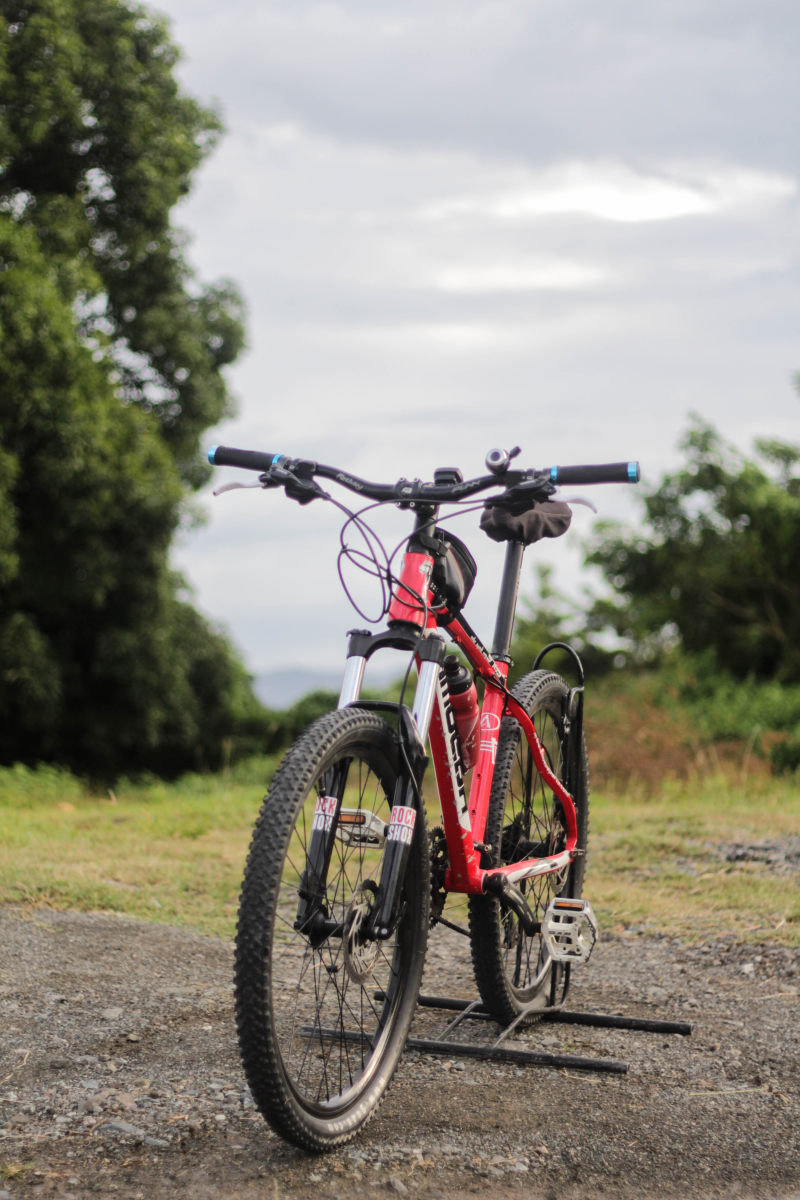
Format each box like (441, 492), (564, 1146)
(157, 0), (800, 689)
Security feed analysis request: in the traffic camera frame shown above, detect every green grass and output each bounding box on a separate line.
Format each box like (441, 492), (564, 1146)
(588, 772), (799, 945)
(0, 758), (279, 939)
(0, 750), (797, 947)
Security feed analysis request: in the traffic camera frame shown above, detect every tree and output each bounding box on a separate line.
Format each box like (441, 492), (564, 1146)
(0, 2), (263, 779)
(509, 564), (615, 686)
(585, 416), (800, 682)
(1, 0), (245, 483)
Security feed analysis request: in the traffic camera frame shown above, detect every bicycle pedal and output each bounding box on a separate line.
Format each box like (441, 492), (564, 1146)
(541, 897), (598, 964)
(334, 808), (388, 845)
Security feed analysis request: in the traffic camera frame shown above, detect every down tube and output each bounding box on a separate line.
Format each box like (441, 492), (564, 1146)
(427, 673), (478, 890)
(467, 682), (507, 843)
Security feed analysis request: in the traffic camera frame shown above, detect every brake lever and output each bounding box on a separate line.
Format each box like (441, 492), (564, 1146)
(483, 476), (556, 514)
(559, 493), (599, 514)
(213, 480), (264, 496)
(265, 461), (329, 505)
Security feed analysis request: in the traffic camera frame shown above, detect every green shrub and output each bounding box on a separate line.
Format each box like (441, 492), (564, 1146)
(769, 735), (800, 776)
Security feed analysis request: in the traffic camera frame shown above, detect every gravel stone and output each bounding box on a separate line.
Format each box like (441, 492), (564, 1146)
(1, 904), (798, 1200)
(99, 1119), (147, 1138)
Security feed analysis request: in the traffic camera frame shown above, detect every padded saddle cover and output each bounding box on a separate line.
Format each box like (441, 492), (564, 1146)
(479, 500), (572, 545)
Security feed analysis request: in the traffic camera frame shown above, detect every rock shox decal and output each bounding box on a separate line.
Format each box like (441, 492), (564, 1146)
(312, 794), (338, 833)
(387, 806), (416, 846)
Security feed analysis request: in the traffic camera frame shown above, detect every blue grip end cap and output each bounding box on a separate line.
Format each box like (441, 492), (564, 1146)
(207, 445), (218, 465)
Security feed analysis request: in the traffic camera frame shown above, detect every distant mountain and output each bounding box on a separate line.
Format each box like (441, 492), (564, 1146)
(254, 664), (399, 709)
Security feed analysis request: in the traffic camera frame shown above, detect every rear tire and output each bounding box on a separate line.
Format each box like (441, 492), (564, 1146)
(234, 708), (429, 1151)
(468, 671), (589, 1024)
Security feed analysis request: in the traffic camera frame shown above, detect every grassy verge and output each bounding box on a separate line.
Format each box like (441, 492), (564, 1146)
(0, 759), (278, 940)
(588, 773), (798, 945)
(0, 750), (797, 947)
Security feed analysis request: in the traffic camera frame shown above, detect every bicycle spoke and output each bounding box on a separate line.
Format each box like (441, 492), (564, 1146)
(241, 715), (427, 1131)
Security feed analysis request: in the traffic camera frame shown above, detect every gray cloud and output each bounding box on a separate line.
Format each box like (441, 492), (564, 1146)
(166, 0), (800, 169)
(160, 0), (800, 675)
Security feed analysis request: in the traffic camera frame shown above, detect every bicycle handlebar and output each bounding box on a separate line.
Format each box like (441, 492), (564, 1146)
(207, 444), (640, 503)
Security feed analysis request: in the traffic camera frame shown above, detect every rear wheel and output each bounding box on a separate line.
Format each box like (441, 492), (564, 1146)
(235, 708), (429, 1151)
(468, 671), (589, 1024)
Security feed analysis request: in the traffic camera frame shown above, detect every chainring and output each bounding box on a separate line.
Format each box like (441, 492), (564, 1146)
(429, 826), (448, 927)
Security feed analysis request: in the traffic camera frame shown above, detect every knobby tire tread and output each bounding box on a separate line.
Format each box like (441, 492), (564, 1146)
(234, 707), (429, 1151)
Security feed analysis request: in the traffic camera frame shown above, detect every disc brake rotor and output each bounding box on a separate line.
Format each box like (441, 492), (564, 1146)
(343, 882), (380, 983)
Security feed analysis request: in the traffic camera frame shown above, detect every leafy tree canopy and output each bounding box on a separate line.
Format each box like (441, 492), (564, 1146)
(1, 0), (245, 484)
(0, 2), (263, 779)
(585, 415), (800, 682)
(509, 564), (616, 687)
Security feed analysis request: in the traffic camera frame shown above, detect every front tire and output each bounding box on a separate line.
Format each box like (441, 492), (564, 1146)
(468, 671), (589, 1024)
(234, 708), (429, 1151)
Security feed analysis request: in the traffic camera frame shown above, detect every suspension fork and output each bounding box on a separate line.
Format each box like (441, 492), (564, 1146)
(294, 756), (350, 939)
(370, 634), (445, 938)
(296, 632), (445, 943)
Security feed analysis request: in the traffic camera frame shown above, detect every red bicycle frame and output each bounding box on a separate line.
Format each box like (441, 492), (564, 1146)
(429, 620), (578, 896)
(341, 532), (578, 903)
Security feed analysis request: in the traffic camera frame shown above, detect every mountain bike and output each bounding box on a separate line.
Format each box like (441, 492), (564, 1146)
(208, 442), (640, 1151)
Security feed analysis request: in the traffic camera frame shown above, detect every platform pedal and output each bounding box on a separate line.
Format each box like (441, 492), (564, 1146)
(541, 897), (598, 964)
(334, 808), (388, 845)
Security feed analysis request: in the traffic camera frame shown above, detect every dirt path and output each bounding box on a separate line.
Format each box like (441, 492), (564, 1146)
(1, 904), (798, 1200)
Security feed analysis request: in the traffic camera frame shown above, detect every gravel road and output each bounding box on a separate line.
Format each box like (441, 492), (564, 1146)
(1, 903), (798, 1200)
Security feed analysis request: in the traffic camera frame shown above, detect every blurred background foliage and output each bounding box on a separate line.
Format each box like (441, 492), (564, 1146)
(511, 410), (800, 777)
(1, 2), (799, 783)
(1, 0), (258, 780)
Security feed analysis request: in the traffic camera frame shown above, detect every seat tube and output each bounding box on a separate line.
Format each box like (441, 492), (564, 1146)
(491, 540), (525, 660)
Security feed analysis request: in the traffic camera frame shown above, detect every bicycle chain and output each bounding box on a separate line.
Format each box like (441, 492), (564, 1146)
(428, 826), (448, 928)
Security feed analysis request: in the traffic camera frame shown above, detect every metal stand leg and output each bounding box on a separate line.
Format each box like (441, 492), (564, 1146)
(390, 992), (692, 1075)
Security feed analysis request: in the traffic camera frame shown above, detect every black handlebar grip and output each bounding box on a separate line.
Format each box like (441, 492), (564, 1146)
(207, 445), (285, 471)
(549, 461), (640, 485)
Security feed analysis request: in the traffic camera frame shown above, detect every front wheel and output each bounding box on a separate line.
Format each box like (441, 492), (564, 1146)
(234, 708), (429, 1151)
(468, 670), (589, 1025)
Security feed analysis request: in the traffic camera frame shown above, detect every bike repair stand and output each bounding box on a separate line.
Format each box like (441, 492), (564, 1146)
(399, 901), (693, 1076)
(396, 640), (692, 1076)
(400, 991), (693, 1076)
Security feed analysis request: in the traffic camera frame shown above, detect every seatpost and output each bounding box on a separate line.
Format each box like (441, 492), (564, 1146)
(491, 541), (525, 660)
